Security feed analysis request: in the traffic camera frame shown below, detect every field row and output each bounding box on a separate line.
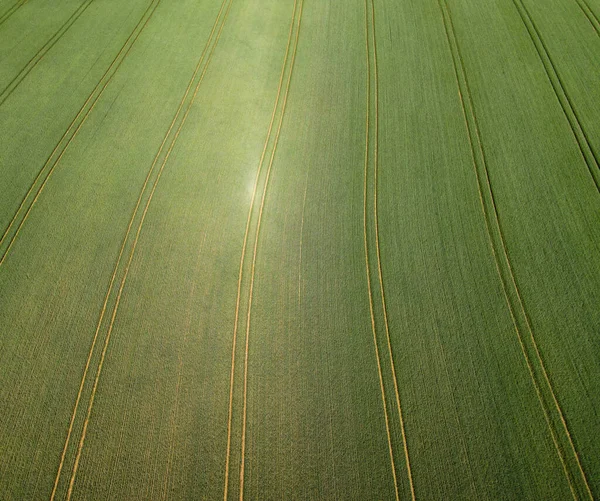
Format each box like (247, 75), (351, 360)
(1, 0), (599, 499)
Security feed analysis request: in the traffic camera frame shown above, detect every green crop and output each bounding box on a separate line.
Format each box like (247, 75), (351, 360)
(1, 0), (599, 499)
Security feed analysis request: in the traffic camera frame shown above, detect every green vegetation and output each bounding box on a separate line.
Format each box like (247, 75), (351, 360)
(1, 0), (599, 499)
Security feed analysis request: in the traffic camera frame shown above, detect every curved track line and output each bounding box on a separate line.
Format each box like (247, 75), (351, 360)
(363, 1), (399, 499)
(438, 1), (577, 496)
(494, 2), (595, 497)
(575, 0), (600, 35)
(0, 0), (26, 27)
(368, 1), (415, 499)
(64, 1), (234, 496)
(0, 0), (161, 268)
(439, 1), (591, 499)
(49, 1), (230, 498)
(237, 4), (303, 500)
(48, 0), (207, 494)
(513, 0), (600, 192)
(0, 0), (96, 107)
(222, 1), (298, 499)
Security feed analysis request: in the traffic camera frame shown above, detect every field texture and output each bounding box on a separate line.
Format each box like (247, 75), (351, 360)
(1, 0), (600, 499)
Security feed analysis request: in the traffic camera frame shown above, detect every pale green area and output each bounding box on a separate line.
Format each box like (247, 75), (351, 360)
(0, 0), (599, 500)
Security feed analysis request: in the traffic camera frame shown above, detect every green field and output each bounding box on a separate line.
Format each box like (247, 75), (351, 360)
(1, 0), (600, 499)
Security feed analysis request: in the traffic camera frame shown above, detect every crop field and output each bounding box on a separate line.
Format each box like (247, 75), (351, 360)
(1, 0), (600, 499)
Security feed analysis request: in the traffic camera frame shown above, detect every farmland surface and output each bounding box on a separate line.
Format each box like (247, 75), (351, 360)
(1, 0), (600, 499)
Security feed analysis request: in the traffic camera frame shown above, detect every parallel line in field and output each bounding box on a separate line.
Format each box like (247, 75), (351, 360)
(222, 2), (298, 498)
(513, 0), (600, 192)
(437, 1), (576, 494)
(237, 3), (303, 500)
(161, 232), (207, 501)
(0, 0), (161, 268)
(435, 334), (480, 498)
(44, 2), (164, 487)
(63, 0), (233, 496)
(575, 0), (600, 35)
(49, 1), (232, 498)
(162, 335), (183, 500)
(0, 0), (26, 27)
(363, 1), (400, 500)
(368, 2), (416, 499)
(0, 0), (96, 107)
(511, 7), (597, 495)
(297, 126), (311, 303)
(439, 2), (592, 500)
(48, 0), (162, 492)
(297, 168), (309, 303)
(297, 153), (340, 494)
(63, 1), (234, 496)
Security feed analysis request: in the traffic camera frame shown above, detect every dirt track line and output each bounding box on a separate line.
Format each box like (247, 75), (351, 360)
(47, 2), (162, 494)
(575, 0), (600, 35)
(363, 1), (399, 499)
(368, 1), (415, 498)
(0, 0), (96, 107)
(0, 0), (26, 27)
(63, 1), (234, 497)
(237, 3), (303, 500)
(439, 1), (589, 499)
(439, 0), (576, 494)
(511, 1), (596, 497)
(49, 1), (229, 498)
(222, 3), (299, 500)
(513, 0), (600, 192)
(0, 0), (161, 268)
